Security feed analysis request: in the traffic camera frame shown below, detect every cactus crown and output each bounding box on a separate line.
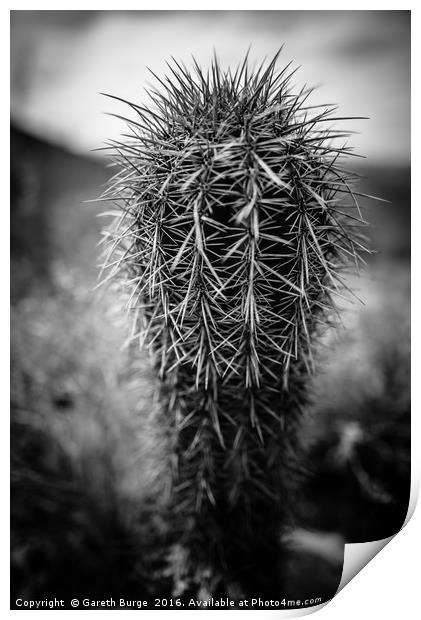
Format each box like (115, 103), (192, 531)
(100, 51), (370, 590)
(101, 49), (368, 395)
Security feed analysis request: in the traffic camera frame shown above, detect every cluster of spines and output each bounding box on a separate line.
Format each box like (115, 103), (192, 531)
(100, 51), (372, 591)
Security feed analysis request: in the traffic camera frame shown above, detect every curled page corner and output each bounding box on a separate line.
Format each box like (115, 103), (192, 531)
(274, 536), (395, 617)
(335, 473), (418, 597)
(335, 536), (394, 595)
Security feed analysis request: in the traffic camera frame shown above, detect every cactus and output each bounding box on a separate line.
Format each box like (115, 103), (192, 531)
(100, 51), (370, 598)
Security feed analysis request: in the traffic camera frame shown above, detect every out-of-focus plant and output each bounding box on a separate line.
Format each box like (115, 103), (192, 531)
(100, 50), (372, 597)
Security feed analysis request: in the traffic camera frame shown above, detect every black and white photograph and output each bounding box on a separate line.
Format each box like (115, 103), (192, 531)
(10, 9), (411, 612)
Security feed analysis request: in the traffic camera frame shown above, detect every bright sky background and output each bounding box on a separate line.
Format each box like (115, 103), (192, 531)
(11, 10), (410, 164)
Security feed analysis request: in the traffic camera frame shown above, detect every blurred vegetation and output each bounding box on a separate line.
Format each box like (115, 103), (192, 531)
(11, 282), (172, 601)
(297, 261), (410, 543)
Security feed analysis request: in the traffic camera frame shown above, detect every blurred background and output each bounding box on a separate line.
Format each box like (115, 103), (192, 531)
(11, 10), (410, 607)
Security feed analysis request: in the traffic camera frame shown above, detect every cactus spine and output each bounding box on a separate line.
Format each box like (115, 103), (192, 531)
(101, 51), (369, 596)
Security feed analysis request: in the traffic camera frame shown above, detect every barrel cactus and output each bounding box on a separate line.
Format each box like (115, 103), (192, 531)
(100, 51), (370, 598)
